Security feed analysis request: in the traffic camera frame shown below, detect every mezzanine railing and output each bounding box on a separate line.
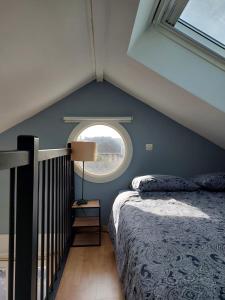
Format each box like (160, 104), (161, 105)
(0, 135), (74, 300)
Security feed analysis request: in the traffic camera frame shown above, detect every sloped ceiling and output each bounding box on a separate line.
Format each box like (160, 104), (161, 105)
(0, 0), (225, 149)
(0, 0), (94, 132)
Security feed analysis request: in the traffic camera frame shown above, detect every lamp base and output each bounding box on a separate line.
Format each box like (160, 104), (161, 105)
(76, 199), (88, 206)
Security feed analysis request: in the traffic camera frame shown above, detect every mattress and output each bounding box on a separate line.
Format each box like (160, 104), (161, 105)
(108, 190), (225, 300)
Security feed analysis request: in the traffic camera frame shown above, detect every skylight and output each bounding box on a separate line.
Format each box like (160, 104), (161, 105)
(159, 0), (225, 63)
(177, 0), (225, 48)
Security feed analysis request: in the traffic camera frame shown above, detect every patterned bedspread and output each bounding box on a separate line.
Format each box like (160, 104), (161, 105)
(108, 190), (225, 300)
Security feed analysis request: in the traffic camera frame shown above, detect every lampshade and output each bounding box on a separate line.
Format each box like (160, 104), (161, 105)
(71, 141), (96, 161)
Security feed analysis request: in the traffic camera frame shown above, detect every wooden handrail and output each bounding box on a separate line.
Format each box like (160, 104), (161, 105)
(0, 147), (71, 170)
(0, 150), (29, 170)
(38, 148), (71, 162)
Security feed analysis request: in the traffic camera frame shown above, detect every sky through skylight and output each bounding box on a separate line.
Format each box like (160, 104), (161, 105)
(179, 0), (225, 46)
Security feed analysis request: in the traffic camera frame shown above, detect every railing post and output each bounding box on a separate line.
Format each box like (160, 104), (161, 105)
(67, 143), (74, 244)
(15, 135), (39, 300)
(68, 143), (74, 197)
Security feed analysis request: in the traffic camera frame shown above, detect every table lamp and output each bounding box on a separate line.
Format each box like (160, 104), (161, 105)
(71, 141), (97, 205)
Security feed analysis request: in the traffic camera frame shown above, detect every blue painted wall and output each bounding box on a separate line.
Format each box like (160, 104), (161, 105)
(1, 81), (225, 232)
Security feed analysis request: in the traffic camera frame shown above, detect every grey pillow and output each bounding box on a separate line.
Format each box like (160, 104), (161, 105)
(192, 172), (225, 191)
(131, 174), (199, 192)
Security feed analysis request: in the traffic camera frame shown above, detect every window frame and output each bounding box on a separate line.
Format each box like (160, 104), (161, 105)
(177, 19), (225, 50)
(153, 0), (225, 70)
(68, 121), (133, 183)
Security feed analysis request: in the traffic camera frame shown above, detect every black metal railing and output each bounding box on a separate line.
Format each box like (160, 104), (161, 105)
(0, 135), (74, 300)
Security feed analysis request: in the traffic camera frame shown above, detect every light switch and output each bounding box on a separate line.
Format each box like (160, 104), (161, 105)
(146, 144), (153, 151)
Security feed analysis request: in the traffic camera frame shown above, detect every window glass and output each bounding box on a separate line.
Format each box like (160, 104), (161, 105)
(76, 125), (126, 176)
(178, 0), (225, 46)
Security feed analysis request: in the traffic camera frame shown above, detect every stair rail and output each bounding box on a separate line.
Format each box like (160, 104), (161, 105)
(0, 135), (74, 300)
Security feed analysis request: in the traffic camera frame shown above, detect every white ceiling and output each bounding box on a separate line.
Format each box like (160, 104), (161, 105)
(0, 0), (225, 149)
(0, 0), (94, 132)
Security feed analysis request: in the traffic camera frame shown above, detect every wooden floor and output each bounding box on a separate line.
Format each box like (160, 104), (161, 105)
(56, 232), (124, 300)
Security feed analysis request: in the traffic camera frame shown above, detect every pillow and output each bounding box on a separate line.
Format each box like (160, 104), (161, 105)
(131, 174), (199, 192)
(192, 172), (225, 191)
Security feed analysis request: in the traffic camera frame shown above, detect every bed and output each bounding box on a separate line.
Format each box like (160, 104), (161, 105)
(109, 190), (225, 300)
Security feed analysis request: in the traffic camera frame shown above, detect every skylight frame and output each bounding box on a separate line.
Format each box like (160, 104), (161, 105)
(153, 0), (225, 69)
(177, 19), (225, 50)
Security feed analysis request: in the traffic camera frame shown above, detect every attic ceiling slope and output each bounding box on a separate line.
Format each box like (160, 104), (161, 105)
(103, 0), (225, 149)
(128, 0), (225, 114)
(0, 0), (94, 133)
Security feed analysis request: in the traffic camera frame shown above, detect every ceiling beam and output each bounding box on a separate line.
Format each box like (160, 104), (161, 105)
(86, 0), (109, 82)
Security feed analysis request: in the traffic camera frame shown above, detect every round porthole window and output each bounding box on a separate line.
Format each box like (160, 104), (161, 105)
(68, 122), (133, 183)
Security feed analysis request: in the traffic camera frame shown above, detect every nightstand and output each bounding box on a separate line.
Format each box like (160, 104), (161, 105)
(71, 200), (101, 247)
